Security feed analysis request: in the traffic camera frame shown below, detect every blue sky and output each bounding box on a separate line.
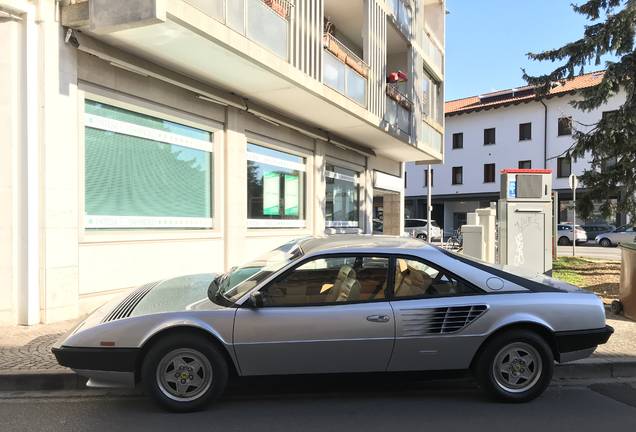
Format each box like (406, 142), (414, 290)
(444, 0), (603, 101)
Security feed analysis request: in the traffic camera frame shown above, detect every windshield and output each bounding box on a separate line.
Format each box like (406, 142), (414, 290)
(213, 239), (304, 304)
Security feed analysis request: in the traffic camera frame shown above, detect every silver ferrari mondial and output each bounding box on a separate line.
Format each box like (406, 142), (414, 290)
(53, 235), (613, 411)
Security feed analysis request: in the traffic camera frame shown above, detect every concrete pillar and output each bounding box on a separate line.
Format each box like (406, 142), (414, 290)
(0, 13), (22, 324)
(314, 140), (327, 235)
(477, 205), (497, 263)
(381, 192), (402, 236)
(462, 225), (484, 260)
(223, 107), (247, 270)
(40, 2), (81, 323)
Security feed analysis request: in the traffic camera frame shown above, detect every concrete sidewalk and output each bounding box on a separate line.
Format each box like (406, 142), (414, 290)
(1, 313), (635, 392)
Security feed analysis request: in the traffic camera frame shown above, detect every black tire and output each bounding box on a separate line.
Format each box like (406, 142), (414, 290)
(141, 333), (229, 412)
(611, 300), (623, 315)
(599, 238), (612, 247)
(558, 236), (571, 246)
(416, 233), (427, 241)
(473, 329), (554, 403)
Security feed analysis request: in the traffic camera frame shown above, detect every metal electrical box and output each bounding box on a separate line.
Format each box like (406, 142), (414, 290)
(498, 169), (553, 275)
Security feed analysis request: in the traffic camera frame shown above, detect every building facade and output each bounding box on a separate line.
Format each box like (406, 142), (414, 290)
(0, 0), (445, 325)
(405, 72), (625, 234)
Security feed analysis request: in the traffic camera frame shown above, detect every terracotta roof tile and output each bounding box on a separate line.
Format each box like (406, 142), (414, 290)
(445, 70), (605, 116)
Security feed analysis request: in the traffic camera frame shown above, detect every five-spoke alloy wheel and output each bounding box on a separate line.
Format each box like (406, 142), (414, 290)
(142, 333), (228, 412)
(473, 329), (553, 402)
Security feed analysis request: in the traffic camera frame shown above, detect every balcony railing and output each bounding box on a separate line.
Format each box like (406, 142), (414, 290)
(322, 33), (368, 106)
(387, 0), (412, 36)
(184, 0), (293, 59)
(422, 31), (443, 72)
(385, 83), (412, 135)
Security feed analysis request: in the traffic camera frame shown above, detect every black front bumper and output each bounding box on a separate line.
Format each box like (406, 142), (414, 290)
(52, 346), (140, 372)
(554, 325), (614, 355)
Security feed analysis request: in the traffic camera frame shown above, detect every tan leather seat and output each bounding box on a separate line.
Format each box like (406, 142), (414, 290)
(394, 260), (434, 297)
(327, 265), (361, 302)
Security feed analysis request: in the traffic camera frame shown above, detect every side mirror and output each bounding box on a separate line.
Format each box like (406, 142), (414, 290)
(249, 291), (264, 308)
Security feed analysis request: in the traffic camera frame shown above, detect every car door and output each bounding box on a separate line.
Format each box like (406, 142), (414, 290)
(233, 254), (395, 376)
(387, 256), (488, 372)
(619, 226), (636, 244)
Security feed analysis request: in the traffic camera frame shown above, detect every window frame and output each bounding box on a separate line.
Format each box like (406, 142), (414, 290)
(557, 157), (572, 178)
(519, 122), (532, 141)
(81, 94), (219, 231)
(246, 142), (308, 229)
(483, 163), (496, 183)
(324, 163), (362, 228)
(452, 132), (463, 149)
(557, 116), (572, 136)
(388, 254), (484, 301)
(483, 128), (496, 145)
(518, 160), (532, 169)
(452, 166), (463, 185)
(252, 252), (395, 308)
(424, 168), (434, 187)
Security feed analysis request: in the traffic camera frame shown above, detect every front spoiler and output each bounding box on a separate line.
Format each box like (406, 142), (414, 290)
(52, 346), (140, 373)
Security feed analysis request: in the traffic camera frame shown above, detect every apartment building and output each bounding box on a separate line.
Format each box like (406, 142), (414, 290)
(0, 0), (445, 324)
(405, 71), (625, 233)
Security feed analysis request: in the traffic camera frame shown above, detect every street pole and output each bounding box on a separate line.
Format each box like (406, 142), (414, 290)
(572, 185), (576, 257)
(427, 164), (432, 243)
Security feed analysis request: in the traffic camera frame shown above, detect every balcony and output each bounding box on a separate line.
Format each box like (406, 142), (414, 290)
(184, 0), (292, 59)
(387, 0), (412, 36)
(385, 83), (413, 136)
(422, 31), (443, 73)
(322, 33), (368, 106)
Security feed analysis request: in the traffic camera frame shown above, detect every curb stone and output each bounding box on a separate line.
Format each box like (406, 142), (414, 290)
(2, 361), (636, 393)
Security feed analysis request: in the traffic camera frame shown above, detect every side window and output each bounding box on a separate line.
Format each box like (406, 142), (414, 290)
(261, 256), (389, 306)
(393, 257), (478, 299)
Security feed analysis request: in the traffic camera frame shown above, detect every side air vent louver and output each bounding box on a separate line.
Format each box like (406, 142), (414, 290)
(101, 281), (159, 323)
(400, 305), (488, 336)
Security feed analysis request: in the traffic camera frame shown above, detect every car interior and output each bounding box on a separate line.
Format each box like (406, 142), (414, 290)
(261, 256), (476, 306)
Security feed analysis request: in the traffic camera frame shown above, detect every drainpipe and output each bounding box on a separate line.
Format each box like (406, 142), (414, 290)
(1, 1), (40, 325)
(539, 99), (548, 169)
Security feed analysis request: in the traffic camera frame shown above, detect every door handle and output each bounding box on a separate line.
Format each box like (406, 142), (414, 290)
(366, 314), (390, 323)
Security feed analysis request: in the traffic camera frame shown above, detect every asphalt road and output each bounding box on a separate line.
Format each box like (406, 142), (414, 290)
(2, 377), (636, 432)
(557, 244), (622, 260)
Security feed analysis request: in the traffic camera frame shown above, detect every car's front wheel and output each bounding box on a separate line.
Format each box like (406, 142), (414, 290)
(416, 233), (427, 241)
(599, 238), (612, 247)
(141, 333), (229, 412)
(473, 329), (553, 402)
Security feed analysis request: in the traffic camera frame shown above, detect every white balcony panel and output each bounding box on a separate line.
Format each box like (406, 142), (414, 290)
(246, 0), (288, 59)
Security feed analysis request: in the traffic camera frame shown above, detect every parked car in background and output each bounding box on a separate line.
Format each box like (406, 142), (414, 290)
(404, 219), (443, 241)
(595, 225), (636, 247)
(557, 224), (588, 246)
(53, 235), (612, 412)
(582, 223), (615, 239)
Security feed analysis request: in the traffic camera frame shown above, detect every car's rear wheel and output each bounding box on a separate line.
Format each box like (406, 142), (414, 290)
(558, 236), (571, 246)
(416, 233), (427, 241)
(599, 238), (612, 247)
(142, 333), (228, 412)
(473, 329), (553, 402)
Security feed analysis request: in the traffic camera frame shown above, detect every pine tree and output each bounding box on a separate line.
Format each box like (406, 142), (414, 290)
(523, 0), (636, 222)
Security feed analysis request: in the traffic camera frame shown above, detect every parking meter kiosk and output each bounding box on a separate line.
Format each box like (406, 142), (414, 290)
(498, 169), (553, 275)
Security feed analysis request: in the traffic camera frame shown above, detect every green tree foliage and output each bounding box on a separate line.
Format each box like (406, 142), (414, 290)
(523, 0), (636, 221)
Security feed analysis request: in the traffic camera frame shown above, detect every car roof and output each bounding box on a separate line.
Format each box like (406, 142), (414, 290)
(297, 235), (428, 255)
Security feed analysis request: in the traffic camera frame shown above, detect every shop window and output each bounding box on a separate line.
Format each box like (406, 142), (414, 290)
(247, 144), (306, 228)
(84, 100), (213, 229)
(325, 164), (361, 228)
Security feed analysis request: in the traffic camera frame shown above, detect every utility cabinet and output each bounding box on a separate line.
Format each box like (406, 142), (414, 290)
(498, 169), (553, 275)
